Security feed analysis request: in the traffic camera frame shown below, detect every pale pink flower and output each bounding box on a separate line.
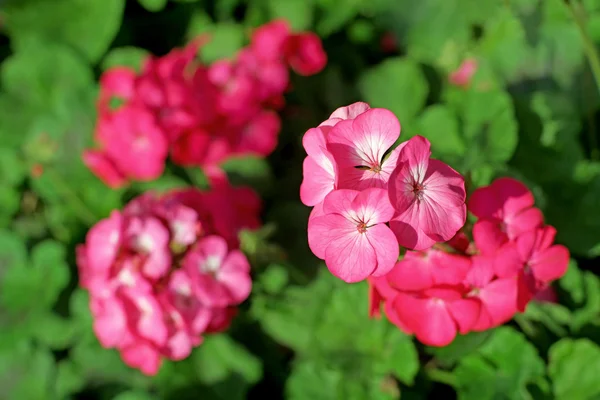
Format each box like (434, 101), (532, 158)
(327, 108), (402, 190)
(319, 102), (371, 128)
(307, 188), (399, 282)
(388, 135), (467, 250)
(449, 58), (478, 87)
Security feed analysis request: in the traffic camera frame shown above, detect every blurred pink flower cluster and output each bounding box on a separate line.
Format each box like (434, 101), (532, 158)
(84, 19), (327, 188)
(300, 102), (467, 283)
(369, 178), (569, 346)
(76, 173), (260, 375)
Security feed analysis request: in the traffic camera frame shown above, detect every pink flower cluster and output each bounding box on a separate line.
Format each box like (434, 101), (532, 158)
(76, 174), (260, 375)
(369, 178), (570, 346)
(301, 102), (467, 283)
(83, 20), (327, 188)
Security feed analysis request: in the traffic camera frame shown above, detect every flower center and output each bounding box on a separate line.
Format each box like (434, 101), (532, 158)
(357, 222), (368, 234)
(200, 255), (221, 275)
(412, 181), (425, 200)
(370, 164), (382, 173)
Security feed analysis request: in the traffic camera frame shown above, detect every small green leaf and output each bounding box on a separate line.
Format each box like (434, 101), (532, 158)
(268, 0), (314, 30)
(200, 23), (246, 64)
(55, 359), (86, 399)
(221, 156), (275, 195)
(101, 47), (150, 72)
(415, 105), (466, 161)
(548, 339), (600, 400)
(138, 0), (168, 12)
(258, 264), (290, 294)
(358, 57), (429, 125)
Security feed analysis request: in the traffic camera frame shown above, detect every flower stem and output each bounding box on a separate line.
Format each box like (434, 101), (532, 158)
(425, 368), (458, 387)
(567, 0), (600, 160)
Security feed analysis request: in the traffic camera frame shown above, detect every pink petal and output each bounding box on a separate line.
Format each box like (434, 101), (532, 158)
(328, 102), (371, 120)
(300, 154), (336, 206)
(385, 257), (434, 291)
(367, 224), (399, 277)
(477, 278), (518, 327)
(82, 150), (128, 188)
(86, 211), (123, 276)
(465, 255), (495, 288)
(352, 187), (395, 224)
(327, 108), (401, 169)
(121, 341), (162, 376)
(322, 189), (360, 218)
(506, 207), (544, 240)
(494, 242), (524, 278)
(394, 292), (458, 347)
(531, 245), (570, 283)
(324, 227), (377, 283)
(92, 296), (128, 348)
(473, 219), (508, 255)
(448, 298), (481, 334)
(219, 250), (252, 304)
(307, 214), (354, 260)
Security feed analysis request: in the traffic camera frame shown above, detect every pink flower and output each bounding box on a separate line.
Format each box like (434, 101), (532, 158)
(388, 135), (467, 251)
(96, 105), (168, 181)
(300, 127), (337, 206)
(458, 255), (518, 331)
(449, 58), (478, 87)
(184, 235), (252, 307)
(126, 216), (171, 279)
(392, 286), (471, 347)
(327, 108), (402, 190)
(386, 249), (471, 291)
(495, 226), (569, 311)
(250, 19), (291, 63)
(98, 67), (137, 114)
(82, 150), (127, 189)
(470, 178), (543, 255)
(284, 32), (327, 76)
(308, 188), (399, 282)
(78, 187), (259, 375)
(233, 110), (281, 157)
(534, 285), (558, 303)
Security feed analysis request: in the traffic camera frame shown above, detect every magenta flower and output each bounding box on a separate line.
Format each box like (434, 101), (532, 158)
(308, 188), (399, 283)
(449, 58), (478, 87)
(283, 32), (328, 76)
(183, 235), (252, 307)
(388, 135), (467, 250)
(327, 108), (402, 190)
(470, 177), (543, 255)
(386, 249), (471, 291)
(125, 216), (172, 279)
(495, 225), (569, 311)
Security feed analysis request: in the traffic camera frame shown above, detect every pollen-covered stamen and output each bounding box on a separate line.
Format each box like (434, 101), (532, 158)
(370, 164), (382, 173)
(357, 221), (368, 234)
(411, 181), (425, 201)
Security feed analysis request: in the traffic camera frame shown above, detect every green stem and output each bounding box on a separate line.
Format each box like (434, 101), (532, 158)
(514, 314), (537, 338)
(568, 0), (600, 160)
(44, 169), (98, 226)
(425, 368), (458, 387)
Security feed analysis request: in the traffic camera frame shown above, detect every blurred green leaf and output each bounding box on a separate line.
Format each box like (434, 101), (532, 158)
(101, 46), (150, 72)
(359, 57), (429, 124)
(55, 359), (86, 399)
(426, 330), (494, 367)
(138, 0), (168, 12)
(268, 0), (314, 31)
(221, 156), (275, 195)
(453, 327), (545, 399)
(257, 264), (290, 295)
(415, 105), (466, 162)
(548, 339), (600, 399)
(200, 23), (246, 64)
(193, 334), (262, 397)
(5, 0), (125, 63)
(114, 391), (159, 400)
(0, 341), (55, 400)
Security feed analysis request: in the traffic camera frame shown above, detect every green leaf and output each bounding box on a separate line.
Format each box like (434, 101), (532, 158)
(415, 105), (466, 162)
(55, 359), (86, 399)
(358, 57), (429, 125)
(32, 313), (78, 350)
(0, 240), (69, 315)
(454, 327), (545, 399)
(221, 156), (275, 195)
(548, 339), (600, 400)
(257, 264), (290, 295)
(113, 391), (159, 400)
(5, 0), (126, 63)
(101, 46), (150, 72)
(200, 23), (246, 64)
(426, 330), (494, 367)
(268, 0), (314, 30)
(445, 88), (518, 171)
(138, 0), (168, 12)
(0, 230), (27, 278)
(0, 341), (55, 400)
(193, 335), (262, 396)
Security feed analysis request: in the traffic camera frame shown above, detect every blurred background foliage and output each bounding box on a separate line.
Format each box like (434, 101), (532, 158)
(1, 0), (600, 399)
